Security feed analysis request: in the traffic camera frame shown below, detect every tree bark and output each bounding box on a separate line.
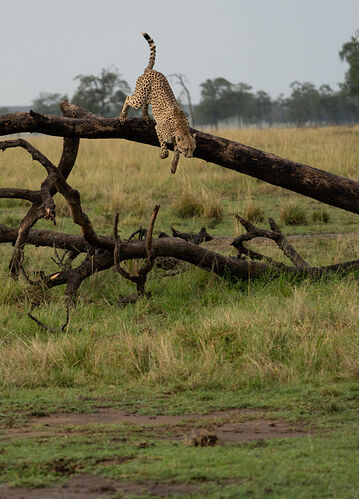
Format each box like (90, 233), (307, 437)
(1, 112), (359, 215)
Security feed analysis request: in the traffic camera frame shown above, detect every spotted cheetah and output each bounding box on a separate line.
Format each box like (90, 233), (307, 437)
(119, 32), (196, 174)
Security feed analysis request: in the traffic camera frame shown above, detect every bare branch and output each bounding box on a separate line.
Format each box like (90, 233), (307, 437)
(268, 218), (309, 268)
(139, 204), (160, 278)
(113, 212), (120, 240)
(0, 138), (56, 175)
(0, 188), (39, 203)
(28, 303), (70, 332)
(233, 215), (309, 269)
(2, 102), (83, 276)
(114, 206), (160, 299)
(49, 171), (112, 249)
(9, 203), (45, 276)
(168, 73), (195, 127)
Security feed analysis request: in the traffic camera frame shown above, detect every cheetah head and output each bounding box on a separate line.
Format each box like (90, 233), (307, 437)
(175, 133), (196, 158)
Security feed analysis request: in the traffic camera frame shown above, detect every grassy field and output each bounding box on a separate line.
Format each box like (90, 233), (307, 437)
(1, 126), (359, 497)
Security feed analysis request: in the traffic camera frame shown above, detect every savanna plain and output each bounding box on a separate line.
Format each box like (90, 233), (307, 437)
(1, 126), (359, 498)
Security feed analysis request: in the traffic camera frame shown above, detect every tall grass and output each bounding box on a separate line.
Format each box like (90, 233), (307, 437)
(1, 270), (359, 388)
(1, 126), (359, 390)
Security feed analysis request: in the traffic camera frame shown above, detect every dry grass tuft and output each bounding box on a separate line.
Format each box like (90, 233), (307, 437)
(172, 183), (223, 224)
(280, 202), (307, 225)
(242, 197), (265, 224)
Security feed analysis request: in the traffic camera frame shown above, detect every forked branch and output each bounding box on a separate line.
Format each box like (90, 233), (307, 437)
(2, 101), (84, 276)
(114, 205), (160, 301)
(232, 214), (309, 269)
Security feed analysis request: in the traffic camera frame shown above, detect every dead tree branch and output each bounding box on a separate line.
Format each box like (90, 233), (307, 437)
(28, 303), (70, 333)
(233, 215), (309, 269)
(1, 101), (86, 276)
(168, 73), (195, 127)
(171, 226), (214, 245)
(2, 221), (359, 289)
(114, 205), (160, 300)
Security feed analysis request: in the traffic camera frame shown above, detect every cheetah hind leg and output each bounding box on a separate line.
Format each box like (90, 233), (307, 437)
(171, 149), (181, 174)
(120, 75), (150, 123)
(119, 96), (131, 124)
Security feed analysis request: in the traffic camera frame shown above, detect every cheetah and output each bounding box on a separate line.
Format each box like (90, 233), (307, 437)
(119, 32), (196, 174)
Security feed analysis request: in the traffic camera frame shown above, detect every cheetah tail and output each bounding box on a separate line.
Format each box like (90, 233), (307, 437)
(141, 32), (156, 71)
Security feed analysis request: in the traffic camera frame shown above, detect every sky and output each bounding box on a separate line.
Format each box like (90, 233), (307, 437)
(1, 0), (358, 106)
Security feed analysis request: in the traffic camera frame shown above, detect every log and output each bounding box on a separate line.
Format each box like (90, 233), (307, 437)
(2, 111), (359, 214)
(0, 222), (265, 281)
(2, 223), (359, 288)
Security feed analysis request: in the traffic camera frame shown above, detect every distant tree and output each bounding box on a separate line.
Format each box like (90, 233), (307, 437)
(317, 85), (340, 124)
(168, 73), (195, 127)
(335, 92), (359, 123)
(227, 83), (255, 125)
(32, 92), (67, 115)
(270, 93), (287, 124)
(339, 31), (359, 96)
(72, 67), (130, 116)
(252, 90), (273, 125)
(286, 81), (321, 126)
(195, 79), (275, 127)
(200, 77), (233, 100)
(195, 78), (233, 128)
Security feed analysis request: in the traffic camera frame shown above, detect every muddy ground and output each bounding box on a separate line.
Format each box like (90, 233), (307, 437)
(0, 407), (313, 498)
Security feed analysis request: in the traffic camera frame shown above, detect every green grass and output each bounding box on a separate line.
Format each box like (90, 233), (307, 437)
(1, 384), (359, 497)
(2, 428), (359, 496)
(1, 126), (359, 495)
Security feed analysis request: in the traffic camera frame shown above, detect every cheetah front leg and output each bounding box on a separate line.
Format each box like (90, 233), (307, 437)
(155, 125), (169, 159)
(142, 104), (151, 124)
(171, 146), (181, 174)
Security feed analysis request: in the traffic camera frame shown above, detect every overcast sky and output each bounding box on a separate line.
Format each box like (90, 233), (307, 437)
(1, 0), (358, 106)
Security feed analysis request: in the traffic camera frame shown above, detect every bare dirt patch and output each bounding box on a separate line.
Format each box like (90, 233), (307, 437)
(3, 408), (311, 444)
(0, 473), (199, 498)
(0, 409), (314, 498)
(29, 408), (260, 427)
(194, 419), (310, 443)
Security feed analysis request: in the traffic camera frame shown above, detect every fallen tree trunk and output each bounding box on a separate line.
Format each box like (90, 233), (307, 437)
(0, 222), (267, 281)
(2, 110), (359, 214)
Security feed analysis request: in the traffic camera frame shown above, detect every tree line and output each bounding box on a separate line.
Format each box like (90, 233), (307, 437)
(2, 31), (359, 128)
